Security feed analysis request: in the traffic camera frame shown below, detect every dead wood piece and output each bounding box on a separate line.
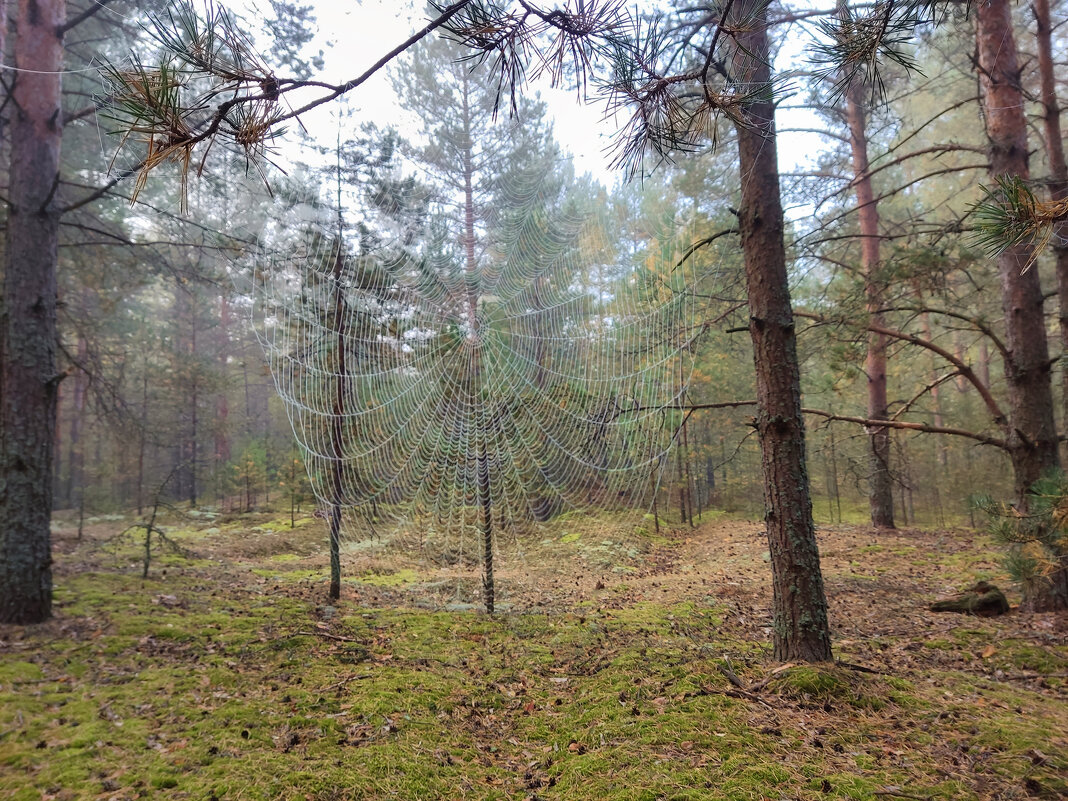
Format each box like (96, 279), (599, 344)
(835, 660), (884, 675)
(929, 582), (1009, 617)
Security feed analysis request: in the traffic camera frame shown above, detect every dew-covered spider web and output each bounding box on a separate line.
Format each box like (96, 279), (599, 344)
(242, 120), (701, 608)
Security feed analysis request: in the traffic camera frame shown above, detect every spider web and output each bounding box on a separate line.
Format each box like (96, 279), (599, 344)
(245, 159), (698, 559)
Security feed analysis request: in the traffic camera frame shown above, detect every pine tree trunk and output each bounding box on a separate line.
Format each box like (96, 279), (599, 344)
(0, 0), (65, 624)
(976, 0), (1060, 506)
(329, 247), (347, 601)
(731, 0), (832, 662)
(1034, 0), (1068, 467)
(843, 81), (894, 529)
(1032, 0), (1068, 610)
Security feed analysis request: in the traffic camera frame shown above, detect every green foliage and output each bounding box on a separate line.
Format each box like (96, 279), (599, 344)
(977, 470), (1068, 592)
(102, 0), (285, 207)
(810, 0), (938, 104)
(970, 175), (1067, 261)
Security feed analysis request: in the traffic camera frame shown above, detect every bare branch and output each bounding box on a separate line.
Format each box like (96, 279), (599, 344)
(795, 310), (1009, 427)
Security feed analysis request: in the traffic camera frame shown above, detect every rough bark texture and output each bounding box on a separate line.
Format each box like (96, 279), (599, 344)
(1032, 0), (1068, 611)
(1033, 0), (1068, 452)
(844, 84), (894, 529)
(732, 0), (832, 662)
(0, 0), (65, 624)
(976, 0), (1060, 505)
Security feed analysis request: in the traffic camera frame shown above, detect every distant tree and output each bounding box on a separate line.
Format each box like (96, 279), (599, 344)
(833, 0), (895, 529)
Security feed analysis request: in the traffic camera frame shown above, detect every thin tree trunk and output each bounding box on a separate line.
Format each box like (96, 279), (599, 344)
(53, 378), (64, 507)
(829, 426), (842, 524)
(839, 0), (893, 529)
(731, 0), (832, 661)
(215, 294), (231, 471)
(680, 366), (696, 526)
(976, 0), (1060, 504)
(1034, 0), (1068, 461)
(66, 336), (88, 514)
(329, 245), (347, 601)
(458, 72), (494, 614)
(0, 0), (65, 624)
(189, 312), (198, 508)
(137, 365), (147, 516)
(1032, 0), (1068, 611)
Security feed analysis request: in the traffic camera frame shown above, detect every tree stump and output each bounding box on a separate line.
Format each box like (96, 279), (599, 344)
(930, 581), (1010, 617)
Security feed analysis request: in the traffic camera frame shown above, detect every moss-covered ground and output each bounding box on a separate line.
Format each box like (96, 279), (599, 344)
(1, 514), (1065, 799)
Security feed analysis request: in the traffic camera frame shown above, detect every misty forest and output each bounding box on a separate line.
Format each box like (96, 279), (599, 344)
(0, 0), (1066, 798)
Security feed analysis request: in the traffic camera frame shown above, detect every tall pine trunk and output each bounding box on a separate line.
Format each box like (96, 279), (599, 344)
(1033, 0), (1068, 459)
(976, 0), (1060, 508)
(843, 75), (894, 528)
(0, 0), (65, 624)
(731, 0), (832, 661)
(1031, 0), (1068, 610)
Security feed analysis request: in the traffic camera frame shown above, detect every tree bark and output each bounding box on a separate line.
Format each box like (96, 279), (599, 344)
(0, 0), (65, 624)
(843, 79), (894, 528)
(1032, 0), (1068, 612)
(1033, 0), (1068, 455)
(731, 0), (832, 661)
(976, 0), (1060, 504)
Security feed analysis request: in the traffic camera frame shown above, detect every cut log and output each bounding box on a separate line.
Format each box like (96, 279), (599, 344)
(930, 581), (1010, 617)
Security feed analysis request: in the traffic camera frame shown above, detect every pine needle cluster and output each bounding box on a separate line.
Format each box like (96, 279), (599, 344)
(102, 1), (284, 210)
(970, 175), (1068, 263)
(975, 471), (1068, 602)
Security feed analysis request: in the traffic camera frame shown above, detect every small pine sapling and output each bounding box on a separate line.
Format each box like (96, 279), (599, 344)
(977, 471), (1068, 611)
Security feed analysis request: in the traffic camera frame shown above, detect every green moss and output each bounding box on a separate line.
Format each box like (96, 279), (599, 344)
(7, 521), (1067, 801)
(268, 553), (303, 563)
(354, 568), (421, 587)
(250, 568), (324, 581)
(0, 661), (44, 684)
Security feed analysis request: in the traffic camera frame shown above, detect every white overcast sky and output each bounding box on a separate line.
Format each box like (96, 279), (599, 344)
(242, 0), (827, 198)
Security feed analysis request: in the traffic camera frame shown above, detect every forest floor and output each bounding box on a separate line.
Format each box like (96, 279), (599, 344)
(1, 510), (1066, 800)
